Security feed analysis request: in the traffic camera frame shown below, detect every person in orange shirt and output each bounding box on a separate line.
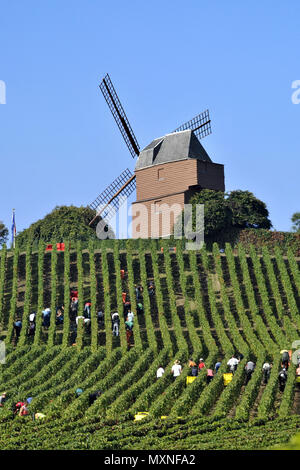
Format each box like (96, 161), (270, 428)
(188, 358), (196, 368)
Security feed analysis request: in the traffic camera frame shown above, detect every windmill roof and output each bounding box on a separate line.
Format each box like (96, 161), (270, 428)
(135, 129), (212, 171)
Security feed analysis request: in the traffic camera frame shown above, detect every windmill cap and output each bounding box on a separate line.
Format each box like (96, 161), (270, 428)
(135, 130), (212, 171)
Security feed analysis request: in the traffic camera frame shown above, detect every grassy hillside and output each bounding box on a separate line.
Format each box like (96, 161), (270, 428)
(0, 239), (300, 450)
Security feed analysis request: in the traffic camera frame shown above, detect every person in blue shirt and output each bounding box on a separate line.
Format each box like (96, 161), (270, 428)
(75, 388), (83, 398)
(148, 281), (155, 297)
(42, 308), (51, 327)
(215, 361), (222, 373)
(55, 306), (64, 325)
(135, 285), (143, 301)
(97, 310), (104, 327)
(125, 318), (134, 348)
(14, 320), (22, 339)
(84, 303), (91, 319)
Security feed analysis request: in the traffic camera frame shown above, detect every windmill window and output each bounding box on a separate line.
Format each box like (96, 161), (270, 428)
(158, 168), (165, 181)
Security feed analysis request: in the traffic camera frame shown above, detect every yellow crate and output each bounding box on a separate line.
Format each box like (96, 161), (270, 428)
(223, 373), (233, 386)
(186, 376), (197, 385)
(134, 412), (149, 421)
(296, 376), (300, 383)
(160, 415), (184, 420)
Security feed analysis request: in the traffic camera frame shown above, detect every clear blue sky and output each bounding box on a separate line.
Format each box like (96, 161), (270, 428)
(1, 1), (300, 238)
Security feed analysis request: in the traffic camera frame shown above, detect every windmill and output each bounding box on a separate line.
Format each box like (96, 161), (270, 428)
(88, 73), (214, 232)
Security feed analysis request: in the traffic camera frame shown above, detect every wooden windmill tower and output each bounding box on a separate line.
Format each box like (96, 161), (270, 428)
(88, 74), (225, 238)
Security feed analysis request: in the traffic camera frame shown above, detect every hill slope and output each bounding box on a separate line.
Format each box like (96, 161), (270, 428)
(0, 239), (300, 450)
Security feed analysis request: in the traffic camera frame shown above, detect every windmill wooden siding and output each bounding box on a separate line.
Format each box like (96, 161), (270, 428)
(132, 159), (224, 238)
(132, 193), (185, 239)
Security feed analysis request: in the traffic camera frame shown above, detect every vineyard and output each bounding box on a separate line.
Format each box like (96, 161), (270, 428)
(0, 239), (300, 450)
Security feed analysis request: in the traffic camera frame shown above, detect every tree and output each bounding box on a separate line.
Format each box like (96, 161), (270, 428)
(16, 205), (114, 247)
(174, 189), (272, 243)
(226, 190), (272, 229)
(291, 212), (300, 233)
(0, 221), (8, 245)
(188, 190), (232, 236)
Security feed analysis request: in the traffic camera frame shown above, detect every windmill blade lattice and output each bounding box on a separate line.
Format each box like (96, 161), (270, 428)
(88, 168), (136, 225)
(99, 73), (140, 158)
(173, 109), (211, 140)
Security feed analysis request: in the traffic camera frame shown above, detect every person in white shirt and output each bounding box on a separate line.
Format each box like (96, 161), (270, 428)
(227, 356), (239, 373)
(245, 361), (255, 385)
(76, 316), (90, 326)
(262, 362), (271, 370)
(29, 313), (36, 323)
(0, 392), (6, 407)
(76, 316), (84, 326)
(111, 312), (119, 322)
(111, 313), (120, 336)
(127, 311), (134, 323)
(156, 366), (165, 378)
(262, 362), (272, 384)
(171, 360), (182, 379)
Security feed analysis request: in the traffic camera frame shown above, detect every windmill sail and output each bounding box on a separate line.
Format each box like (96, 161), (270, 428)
(88, 168), (136, 226)
(99, 73), (140, 158)
(173, 109), (211, 140)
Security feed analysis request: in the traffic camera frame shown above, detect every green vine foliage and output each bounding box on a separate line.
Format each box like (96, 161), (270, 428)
(0, 241), (300, 450)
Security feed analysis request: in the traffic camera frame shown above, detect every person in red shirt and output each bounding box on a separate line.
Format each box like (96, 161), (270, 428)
(19, 402), (29, 417)
(13, 401), (25, 417)
(198, 358), (206, 370)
